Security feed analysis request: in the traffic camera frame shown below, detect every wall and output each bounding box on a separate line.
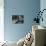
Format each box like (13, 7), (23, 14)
(0, 0), (4, 42)
(40, 0), (46, 26)
(4, 0), (40, 42)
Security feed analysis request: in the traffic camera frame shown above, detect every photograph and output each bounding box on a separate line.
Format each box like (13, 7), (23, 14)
(12, 15), (24, 24)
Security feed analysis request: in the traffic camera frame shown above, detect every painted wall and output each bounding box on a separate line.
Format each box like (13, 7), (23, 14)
(4, 0), (40, 42)
(40, 0), (46, 27)
(0, 0), (4, 42)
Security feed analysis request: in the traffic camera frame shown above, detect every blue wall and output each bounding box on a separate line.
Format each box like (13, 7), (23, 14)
(4, 0), (40, 42)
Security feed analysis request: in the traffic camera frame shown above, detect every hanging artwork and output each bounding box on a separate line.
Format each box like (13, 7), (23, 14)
(12, 15), (24, 24)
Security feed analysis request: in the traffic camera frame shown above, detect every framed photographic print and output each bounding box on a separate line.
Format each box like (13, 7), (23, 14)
(12, 15), (24, 24)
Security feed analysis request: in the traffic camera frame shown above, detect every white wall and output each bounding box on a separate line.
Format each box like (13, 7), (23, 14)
(0, 0), (4, 42)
